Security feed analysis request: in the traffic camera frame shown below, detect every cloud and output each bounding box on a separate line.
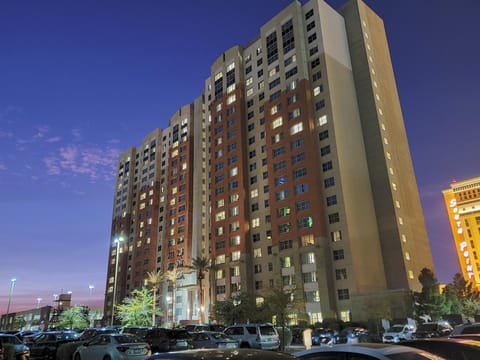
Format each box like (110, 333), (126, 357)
(46, 136), (61, 143)
(44, 145), (120, 182)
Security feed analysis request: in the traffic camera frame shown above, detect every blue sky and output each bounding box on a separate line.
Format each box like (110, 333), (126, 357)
(1, 0), (479, 313)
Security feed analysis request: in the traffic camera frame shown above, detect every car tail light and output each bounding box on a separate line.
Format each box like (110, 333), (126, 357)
(116, 346), (129, 352)
(145, 344), (151, 351)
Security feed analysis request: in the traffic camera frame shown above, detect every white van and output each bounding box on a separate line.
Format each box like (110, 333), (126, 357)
(224, 323), (280, 350)
(382, 324), (416, 343)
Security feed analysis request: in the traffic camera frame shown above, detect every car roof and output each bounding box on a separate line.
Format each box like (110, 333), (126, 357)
(146, 348), (294, 359)
(294, 343), (445, 359)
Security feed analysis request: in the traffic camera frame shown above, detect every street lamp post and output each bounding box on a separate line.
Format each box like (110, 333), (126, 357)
(89, 284), (95, 297)
(36, 297), (42, 308)
(111, 237), (123, 326)
(6, 278), (17, 329)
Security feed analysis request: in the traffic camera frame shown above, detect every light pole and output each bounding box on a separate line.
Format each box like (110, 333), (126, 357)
(36, 297), (42, 308)
(6, 278), (17, 329)
(89, 284), (95, 297)
(111, 237), (123, 326)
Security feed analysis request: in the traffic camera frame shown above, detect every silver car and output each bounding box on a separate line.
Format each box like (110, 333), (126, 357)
(73, 333), (151, 360)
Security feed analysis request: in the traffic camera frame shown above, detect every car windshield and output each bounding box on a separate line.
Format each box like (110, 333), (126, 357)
(211, 333), (230, 340)
(387, 326), (406, 333)
(260, 326), (276, 335)
(0, 336), (22, 345)
(418, 324), (438, 331)
(113, 335), (143, 343)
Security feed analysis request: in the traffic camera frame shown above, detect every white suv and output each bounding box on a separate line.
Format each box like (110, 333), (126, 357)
(224, 323), (280, 350)
(382, 324), (416, 343)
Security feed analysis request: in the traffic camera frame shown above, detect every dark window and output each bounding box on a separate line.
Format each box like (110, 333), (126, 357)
(282, 19), (295, 53)
(266, 31), (279, 65)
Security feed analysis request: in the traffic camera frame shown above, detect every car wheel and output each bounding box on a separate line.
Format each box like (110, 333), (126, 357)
(74, 353), (82, 360)
(240, 342), (250, 348)
(103, 356), (112, 360)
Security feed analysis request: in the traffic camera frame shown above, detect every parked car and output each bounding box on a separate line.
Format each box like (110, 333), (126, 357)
(144, 328), (193, 353)
(121, 326), (151, 339)
(382, 324), (416, 343)
(223, 323), (280, 350)
(336, 326), (370, 343)
(73, 333), (151, 360)
(183, 324), (225, 332)
(29, 330), (80, 359)
(57, 327), (120, 360)
(311, 328), (337, 345)
(451, 322), (480, 335)
(399, 338), (480, 360)
(0, 334), (30, 360)
(145, 348), (295, 360)
(190, 331), (238, 349)
(413, 322), (453, 338)
(294, 343), (446, 360)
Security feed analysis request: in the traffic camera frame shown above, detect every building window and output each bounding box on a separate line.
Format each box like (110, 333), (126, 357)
(331, 230), (342, 242)
(335, 268), (347, 280)
(338, 288), (350, 300)
(324, 177), (335, 188)
(322, 161), (333, 172)
(280, 240), (293, 250)
(333, 249), (344, 260)
(305, 291), (320, 303)
(328, 213), (340, 224)
(326, 195), (337, 206)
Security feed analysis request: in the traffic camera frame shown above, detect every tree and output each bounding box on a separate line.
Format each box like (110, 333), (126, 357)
(146, 270), (163, 326)
(263, 288), (297, 351)
(56, 306), (89, 329)
(414, 268), (449, 322)
(185, 256), (212, 323)
(214, 292), (263, 325)
(116, 287), (161, 327)
(161, 268), (183, 325)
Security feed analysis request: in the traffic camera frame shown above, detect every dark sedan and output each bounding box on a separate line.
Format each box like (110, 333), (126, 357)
(29, 330), (79, 359)
(0, 334), (30, 360)
(190, 331), (238, 349)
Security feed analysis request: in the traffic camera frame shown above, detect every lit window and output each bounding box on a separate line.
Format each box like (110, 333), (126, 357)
(254, 248), (262, 258)
(290, 122), (303, 135)
(227, 94), (236, 104)
(318, 115), (327, 126)
(215, 211), (226, 222)
(252, 217), (260, 228)
(229, 167), (238, 177)
(216, 254), (226, 264)
(232, 251), (241, 261)
(247, 88), (254, 97)
(246, 77), (253, 86)
(251, 189), (259, 198)
(272, 116), (283, 129)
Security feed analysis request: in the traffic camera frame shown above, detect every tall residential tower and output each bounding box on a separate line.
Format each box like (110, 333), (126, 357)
(105, 0), (434, 325)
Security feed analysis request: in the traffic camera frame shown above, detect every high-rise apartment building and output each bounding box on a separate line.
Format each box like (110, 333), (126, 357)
(443, 177), (480, 289)
(104, 0), (434, 325)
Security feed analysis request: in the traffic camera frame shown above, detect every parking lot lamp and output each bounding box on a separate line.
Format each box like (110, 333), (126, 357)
(6, 277), (16, 329)
(111, 237), (123, 326)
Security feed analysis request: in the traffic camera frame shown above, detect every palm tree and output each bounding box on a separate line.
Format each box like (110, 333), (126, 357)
(161, 267), (183, 325)
(185, 256), (212, 323)
(146, 270), (163, 326)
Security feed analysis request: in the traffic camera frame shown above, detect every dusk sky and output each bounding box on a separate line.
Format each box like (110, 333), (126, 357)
(1, 0), (479, 314)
